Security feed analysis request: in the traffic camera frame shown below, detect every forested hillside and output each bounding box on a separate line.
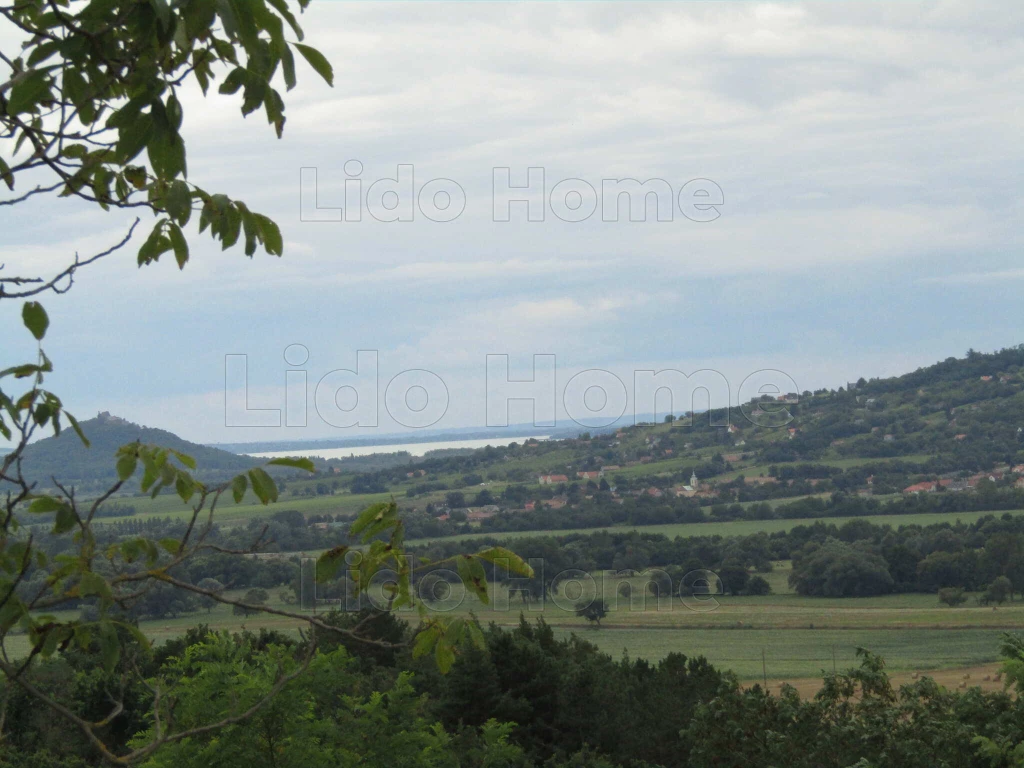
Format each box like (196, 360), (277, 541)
(8, 412), (257, 491)
(265, 345), (1024, 540)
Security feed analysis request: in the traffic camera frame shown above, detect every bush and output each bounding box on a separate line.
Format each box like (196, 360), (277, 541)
(938, 587), (968, 607)
(233, 588), (270, 617)
(744, 576), (772, 596)
(575, 598), (608, 626)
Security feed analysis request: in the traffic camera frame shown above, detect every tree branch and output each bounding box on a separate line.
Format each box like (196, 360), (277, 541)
(0, 218), (140, 300)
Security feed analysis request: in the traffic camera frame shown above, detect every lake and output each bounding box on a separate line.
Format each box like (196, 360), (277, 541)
(247, 435), (551, 460)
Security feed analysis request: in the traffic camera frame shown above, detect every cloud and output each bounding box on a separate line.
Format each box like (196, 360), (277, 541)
(4, 1), (1022, 441)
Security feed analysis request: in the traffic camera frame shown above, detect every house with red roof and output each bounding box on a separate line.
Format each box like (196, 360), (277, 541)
(904, 481), (937, 494)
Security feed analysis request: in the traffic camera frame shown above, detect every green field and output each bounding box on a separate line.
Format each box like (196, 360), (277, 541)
(406, 509), (1018, 545)
(549, 627), (1007, 680)
(95, 488), (395, 526)
(14, 561), (1020, 683)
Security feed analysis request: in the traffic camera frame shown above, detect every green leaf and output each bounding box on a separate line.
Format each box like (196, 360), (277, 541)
(168, 223), (189, 269)
(149, 0), (171, 28)
(54, 505), (78, 534)
(255, 214), (283, 256)
(315, 545), (349, 583)
(166, 93), (183, 131)
(267, 0), (304, 40)
(165, 180), (193, 225)
(116, 114), (154, 164)
(221, 205), (242, 249)
(22, 302), (48, 340)
(266, 456), (315, 472)
(0, 155), (13, 190)
(159, 538), (180, 555)
(412, 624), (440, 659)
(0, 363), (43, 379)
(79, 572), (112, 600)
(28, 496), (65, 514)
(240, 207), (258, 256)
(466, 619), (487, 651)
(138, 220), (172, 265)
(174, 472), (195, 503)
(61, 143), (88, 160)
(116, 453), (137, 481)
(66, 412), (90, 447)
(280, 44), (297, 91)
(457, 555), (489, 605)
(98, 622), (120, 671)
(218, 67), (247, 95)
(73, 624), (92, 650)
(7, 69), (52, 115)
(26, 41), (60, 68)
(248, 467), (278, 505)
(349, 501), (396, 539)
(435, 638), (456, 673)
(477, 546), (534, 578)
(0, 599), (26, 633)
(293, 43), (334, 86)
(38, 625), (67, 658)
(170, 449), (197, 469)
(231, 474), (248, 503)
(33, 402), (53, 426)
(147, 133), (187, 179)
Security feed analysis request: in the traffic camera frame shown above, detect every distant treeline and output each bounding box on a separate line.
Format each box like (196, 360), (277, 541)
(411, 512), (1024, 600)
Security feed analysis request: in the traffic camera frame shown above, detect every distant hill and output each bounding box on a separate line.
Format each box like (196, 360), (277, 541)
(10, 412), (256, 491)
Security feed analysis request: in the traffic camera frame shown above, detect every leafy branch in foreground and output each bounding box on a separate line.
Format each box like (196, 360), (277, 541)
(0, 2), (530, 760)
(1, 0), (335, 297)
(0, 305), (532, 763)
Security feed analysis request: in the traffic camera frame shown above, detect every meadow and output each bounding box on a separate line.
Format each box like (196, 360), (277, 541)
(405, 508), (1017, 545)
(14, 562), (1021, 684)
(97, 487), (395, 525)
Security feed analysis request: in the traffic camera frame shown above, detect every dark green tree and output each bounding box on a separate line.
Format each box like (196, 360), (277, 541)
(575, 598), (608, 627)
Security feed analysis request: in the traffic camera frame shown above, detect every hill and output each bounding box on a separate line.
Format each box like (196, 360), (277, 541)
(9, 411), (257, 492)
(284, 344), (1024, 539)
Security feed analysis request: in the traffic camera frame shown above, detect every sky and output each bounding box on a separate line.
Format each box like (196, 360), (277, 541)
(2, 1), (1023, 445)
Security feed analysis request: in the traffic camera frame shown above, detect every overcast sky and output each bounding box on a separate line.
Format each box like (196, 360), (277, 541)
(2, 1), (1022, 445)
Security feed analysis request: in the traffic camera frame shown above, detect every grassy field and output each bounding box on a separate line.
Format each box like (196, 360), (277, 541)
(406, 509), (1018, 546)
(548, 627), (1007, 680)
(96, 489), (395, 526)
(13, 562), (1020, 683)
